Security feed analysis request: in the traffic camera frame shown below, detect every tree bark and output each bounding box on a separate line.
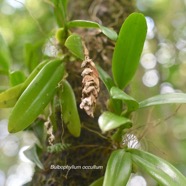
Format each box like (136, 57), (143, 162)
(32, 1), (135, 185)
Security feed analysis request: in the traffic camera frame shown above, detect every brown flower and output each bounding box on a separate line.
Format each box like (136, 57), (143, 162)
(80, 44), (100, 117)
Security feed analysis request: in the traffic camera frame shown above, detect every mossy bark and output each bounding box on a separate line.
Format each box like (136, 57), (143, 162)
(32, 1), (135, 185)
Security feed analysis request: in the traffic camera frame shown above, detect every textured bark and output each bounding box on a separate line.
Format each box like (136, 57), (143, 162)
(32, 1), (135, 185)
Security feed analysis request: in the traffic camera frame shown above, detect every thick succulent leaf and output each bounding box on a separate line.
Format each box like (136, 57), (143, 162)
(139, 93), (186, 108)
(67, 20), (117, 41)
(112, 13), (147, 89)
(65, 34), (84, 60)
(98, 111), (132, 132)
(23, 145), (44, 169)
(8, 59), (65, 133)
(60, 80), (81, 137)
(0, 83), (24, 108)
(110, 86), (139, 112)
(89, 177), (104, 186)
(103, 150), (132, 186)
(128, 149), (186, 186)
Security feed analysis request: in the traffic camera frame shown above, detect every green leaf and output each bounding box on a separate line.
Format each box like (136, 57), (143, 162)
(112, 13), (147, 89)
(30, 119), (45, 146)
(0, 34), (11, 74)
(23, 145), (44, 169)
(90, 177), (104, 186)
(67, 20), (117, 41)
(60, 80), (81, 137)
(0, 60), (50, 108)
(9, 71), (26, 86)
(96, 65), (122, 114)
(8, 59), (65, 133)
(60, 0), (68, 18)
(96, 64), (115, 91)
(65, 34), (84, 60)
(99, 25), (118, 41)
(23, 60), (50, 86)
(103, 150), (132, 186)
(139, 93), (186, 109)
(107, 98), (123, 115)
(98, 111), (132, 133)
(128, 149), (186, 186)
(52, 0), (68, 27)
(55, 27), (68, 45)
(0, 83), (24, 108)
(110, 86), (139, 112)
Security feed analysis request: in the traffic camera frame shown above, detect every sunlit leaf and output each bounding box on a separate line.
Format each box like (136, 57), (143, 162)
(98, 111), (132, 132)
(23, 145), (44, 169)
(65, 34), (84, 60)
(112, 13), (147, 89)
(60, 80), (81, 137)
(110, 86), (139, 112)
(67, 20), (117, 41)
(103, 149), (132, 186)
(139, 93), (186, 108)
(128, 149), (186, 186)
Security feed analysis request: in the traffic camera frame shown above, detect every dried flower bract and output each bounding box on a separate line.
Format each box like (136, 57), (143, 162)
(80, 44), (100, 117)
(45, 116), (55, 146)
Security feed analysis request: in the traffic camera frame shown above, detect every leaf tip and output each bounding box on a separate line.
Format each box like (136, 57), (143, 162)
(8, 124), (16, 133)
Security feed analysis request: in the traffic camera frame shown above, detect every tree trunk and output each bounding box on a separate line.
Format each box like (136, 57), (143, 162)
(32, 1), (135, 185)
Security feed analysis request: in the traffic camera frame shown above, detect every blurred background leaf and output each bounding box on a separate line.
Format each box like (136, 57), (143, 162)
(9, 70), (26, 86)
(0, 34), (11, 74)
